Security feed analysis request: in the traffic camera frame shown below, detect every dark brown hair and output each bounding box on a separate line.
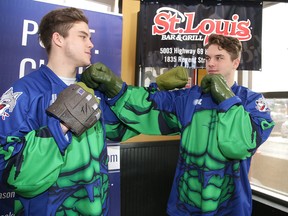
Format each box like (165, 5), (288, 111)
(38, 7), (88, 54)
(205, 34), (242, 61)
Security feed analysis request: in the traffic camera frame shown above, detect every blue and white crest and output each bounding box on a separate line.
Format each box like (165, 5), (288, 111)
(0, 88), (22, 120)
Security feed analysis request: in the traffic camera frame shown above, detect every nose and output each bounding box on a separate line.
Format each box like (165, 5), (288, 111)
(89, 39), (94, 49)
(206, 59), (215, 68)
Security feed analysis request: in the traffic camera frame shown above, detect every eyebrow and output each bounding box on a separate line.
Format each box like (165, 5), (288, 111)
(78, 31), (89, 37)
(205, 54), (225, 58)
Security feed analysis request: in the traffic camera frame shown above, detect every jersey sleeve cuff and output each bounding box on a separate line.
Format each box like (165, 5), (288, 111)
(106, 82), (128, 106)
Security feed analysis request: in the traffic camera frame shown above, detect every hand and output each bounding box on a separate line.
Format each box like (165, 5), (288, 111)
(46, 82), (101, 136)
(201, 74), (235, 104)
(60, 123), (69, 134)
(156, 66), (188, 90)
(81, 62), (123, 98)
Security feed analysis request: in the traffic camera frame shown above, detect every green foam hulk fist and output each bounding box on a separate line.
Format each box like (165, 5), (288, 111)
(81, 62), (123, 98)
(156, 66), (188, 90)
(201, 74), (235, 104)
(76, 81), (95, 95)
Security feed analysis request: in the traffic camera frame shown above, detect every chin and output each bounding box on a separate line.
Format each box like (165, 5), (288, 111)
(83, 61), (91, 67)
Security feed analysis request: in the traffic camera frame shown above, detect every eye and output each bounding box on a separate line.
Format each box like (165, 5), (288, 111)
(79, 34), (88, 40)
(2, 99), (11, 103)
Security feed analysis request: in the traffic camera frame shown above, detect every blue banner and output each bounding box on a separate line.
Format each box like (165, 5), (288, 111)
(0, 0), (122, 94)
(0, 1), (122, 215)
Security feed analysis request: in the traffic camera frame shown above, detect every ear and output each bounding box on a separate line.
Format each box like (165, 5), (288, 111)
(51, 32), (63, 48)
(233, 58), (240, 69)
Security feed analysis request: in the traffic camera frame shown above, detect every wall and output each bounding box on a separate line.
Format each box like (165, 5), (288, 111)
(251, 3), (288, 92)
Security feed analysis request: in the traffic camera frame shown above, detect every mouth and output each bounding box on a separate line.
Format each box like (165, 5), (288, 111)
(0, 104), (6, 110)
(0, 103), (7, 115)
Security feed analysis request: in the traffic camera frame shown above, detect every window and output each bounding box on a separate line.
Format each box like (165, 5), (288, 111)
(249, 93), (288, 212)
(245, 2), (288, 212)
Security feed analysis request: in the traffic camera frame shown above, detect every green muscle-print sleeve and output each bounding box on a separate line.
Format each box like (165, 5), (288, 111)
(105, 121), (140, 142)
(111, 86), (180, 136)
(4, 127), (64, 198)
(217, 105), (256, 159)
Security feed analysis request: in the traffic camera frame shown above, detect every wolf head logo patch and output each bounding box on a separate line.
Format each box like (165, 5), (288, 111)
(0, 88), (22, 120)
(255, 97), (270, 112)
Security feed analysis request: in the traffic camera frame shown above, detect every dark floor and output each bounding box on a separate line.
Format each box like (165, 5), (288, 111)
(252, 201), (288, 216)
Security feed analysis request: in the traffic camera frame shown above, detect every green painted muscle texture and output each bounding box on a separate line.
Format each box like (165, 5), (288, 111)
(109, 84), (274, 215)
(2, 122), (118, 215)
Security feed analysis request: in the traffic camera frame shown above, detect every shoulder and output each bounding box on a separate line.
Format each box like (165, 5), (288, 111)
(233, 84), (270, 112)
(232, 84), (263, 101)
(1, 66), (54, 107)
(13, 66), (53, 94)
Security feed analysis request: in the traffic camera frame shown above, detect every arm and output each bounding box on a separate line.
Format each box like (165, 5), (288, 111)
(0, 83), (88, 198)
(217, 92), (274, 160)
(81, 62), (188, 97)
(81, 63), (188, 135)
(201, 74), (274, 159)
(1, 128), (63, 198)
(108, 85), (181, 135)
(90, 88), (177, 141)
(0, 89), (65, 198)
(97, 90), (141, 141)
